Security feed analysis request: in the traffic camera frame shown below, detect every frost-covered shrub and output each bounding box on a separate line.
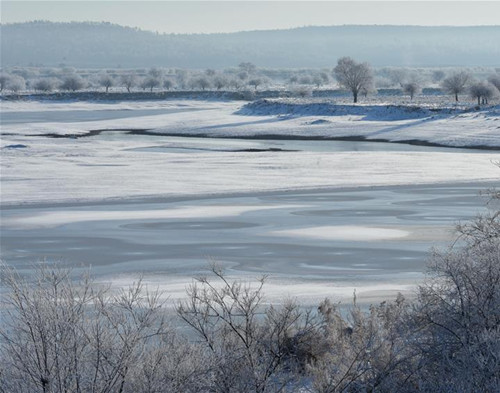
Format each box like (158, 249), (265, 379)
(413, 212), (500, 392)
(291, 85), (313, 98)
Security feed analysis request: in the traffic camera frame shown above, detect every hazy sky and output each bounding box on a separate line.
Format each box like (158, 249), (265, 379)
(2, 1), (500, 34)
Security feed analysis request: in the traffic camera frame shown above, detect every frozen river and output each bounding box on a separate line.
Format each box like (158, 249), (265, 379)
(1, 166), (495, 304)
(1, 100), (498, 304)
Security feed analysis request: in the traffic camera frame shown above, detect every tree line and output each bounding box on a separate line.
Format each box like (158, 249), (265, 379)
(1, 61), (499, 105)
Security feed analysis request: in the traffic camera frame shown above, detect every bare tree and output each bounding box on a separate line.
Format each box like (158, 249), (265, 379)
(141, 76), (161, 92)
(488, 73), (500, 92)
(402, 81), (421, 100)
(239, 62), (257, 75)
(190, 77), (211, 91)
(163, 78), (175, 90)
(6, 75), (26, 93)
(98, 74), (115, 93)
(148, 67), (163, 79)
(33, 78), (56, 93)
(60, 74), (85, 92)
(121, 74), (137, 93)
(213, 75), (227, 90)
(470, 81), (497, 105)
(177, 265), (314, 393)
(248, 77), (264, 91)
(432, 70), (446, 83)
(441, 71), (471, 102)
(333, 57), (374, 103)
(0, 266), (170, 393)
(0, 73), (12, 92)
(414, 214), (500, 392)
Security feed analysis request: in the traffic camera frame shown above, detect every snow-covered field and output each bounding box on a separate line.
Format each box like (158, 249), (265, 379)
(1, 98), (499, 304)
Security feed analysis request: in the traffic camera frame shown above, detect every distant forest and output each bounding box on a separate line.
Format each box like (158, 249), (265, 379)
(1, 21), (500, 68)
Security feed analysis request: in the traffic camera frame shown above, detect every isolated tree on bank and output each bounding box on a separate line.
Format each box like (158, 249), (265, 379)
(98, 74), (115, 93)
(60, 74), (85, 92)
(441, 71), (471, 102)
(334, 57), (374, 103)
(121, 74), (137, 93)
(403, 81), (422, 100)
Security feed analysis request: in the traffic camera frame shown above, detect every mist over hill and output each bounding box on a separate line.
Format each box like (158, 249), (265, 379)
(1, 21), (499, 68)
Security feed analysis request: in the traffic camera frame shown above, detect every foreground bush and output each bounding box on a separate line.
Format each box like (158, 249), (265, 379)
(1, 202), (499, 392)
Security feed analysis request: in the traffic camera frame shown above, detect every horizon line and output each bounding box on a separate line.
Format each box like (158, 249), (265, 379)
(2, 20), (500, 35)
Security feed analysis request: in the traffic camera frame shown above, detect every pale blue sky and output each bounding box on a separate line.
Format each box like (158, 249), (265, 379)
(2, 1), (500, 34)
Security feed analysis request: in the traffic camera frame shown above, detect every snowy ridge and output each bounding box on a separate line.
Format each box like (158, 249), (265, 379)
(236, 99), (439, 120)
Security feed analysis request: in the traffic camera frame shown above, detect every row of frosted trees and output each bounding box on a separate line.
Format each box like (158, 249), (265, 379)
(1, 61), (500, 104)
(1, 187), (499, 393)
(334, 57), (500, 103)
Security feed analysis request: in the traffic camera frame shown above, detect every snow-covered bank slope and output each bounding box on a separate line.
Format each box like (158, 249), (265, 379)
(2, 99), (500, 148)
(1, 99), (499, 205)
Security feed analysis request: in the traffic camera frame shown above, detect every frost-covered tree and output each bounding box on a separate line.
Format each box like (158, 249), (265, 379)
(177, 265), (314, 393)
(0, 266), (171, 393)
(227, 77), (242, 90)
(402, 81), (421, 100)
(60, 74), (85, 91)
(190, 76), (211, 91)
(212, 75), (227, 90)
(413, 210), (500, 392)
(163, 78), (175, 90)
(148, 67), (163, 79)
(386, 68), (408, 88)
(0, 73), (12, 92)
(488, 73), (500, 92)
(432, 69), (446, 83)
(333, 57), (374, 103)
(141, 76), (161, 92)
(121, 74), (137, 93)
(312, 75), (324, 88)
(98, 73), (115, 93)
(239, 62), (257, 74)
(299, 75), (313, 85)
(33, 78), (55, 92)
(441, 71), (471, 102)
(238, 71), (249, 81)
(6, 75), (26, 93)
(470, 81), (497, 105)
(248, 77), (264, 90)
